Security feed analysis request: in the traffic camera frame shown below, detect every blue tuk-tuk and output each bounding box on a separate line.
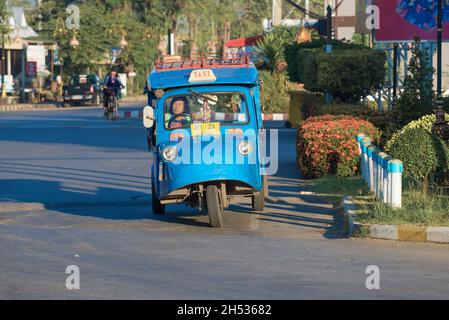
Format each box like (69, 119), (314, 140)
(143, 55), (267, 227)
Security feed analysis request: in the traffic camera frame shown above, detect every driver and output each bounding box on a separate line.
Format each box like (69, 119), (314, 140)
(168, 97), (192, 129)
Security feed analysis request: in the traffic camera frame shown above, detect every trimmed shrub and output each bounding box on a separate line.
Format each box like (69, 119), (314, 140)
(387, 128), (449, 179)
(314, 50), (386, 103)
(296, 115), (381, 178)
(386, 113), (449, 152)
(285, 41), (386, 103)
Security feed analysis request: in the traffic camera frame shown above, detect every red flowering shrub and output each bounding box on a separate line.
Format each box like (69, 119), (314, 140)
(297, 115), (381, 178)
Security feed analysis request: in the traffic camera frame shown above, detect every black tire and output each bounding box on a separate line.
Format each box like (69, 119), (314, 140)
(206, 185), (224, 227)
(151, 180), (165, 214)
(252, 177), (266, 212)
(263, 175), (269, 198)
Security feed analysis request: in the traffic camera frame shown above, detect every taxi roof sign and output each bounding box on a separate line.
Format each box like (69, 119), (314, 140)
(188, 69), (217, 83)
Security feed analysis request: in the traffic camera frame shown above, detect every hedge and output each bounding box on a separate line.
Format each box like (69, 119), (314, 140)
(285, 42), (386, 103)
(387, 128), (449, 179)
(314, 50), (386, 103)
(296, 115), (381, 178)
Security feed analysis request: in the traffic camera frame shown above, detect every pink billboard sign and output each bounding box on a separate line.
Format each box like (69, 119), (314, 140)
(376, 0), (449, 42)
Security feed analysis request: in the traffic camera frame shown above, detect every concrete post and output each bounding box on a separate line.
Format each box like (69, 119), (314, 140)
(382, 155), (393, 204)
(367, 145), (376, 191)
(372, 149), (379, 197)
(390, 160), (404, 209)
(356, 133), (366, 155)
(377, 152), (387, 199)
(361, 137), (371, 183)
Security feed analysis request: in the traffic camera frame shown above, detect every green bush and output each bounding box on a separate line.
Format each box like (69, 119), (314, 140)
(314, 50), (386, 103)
(386, 113), (449, 151)
(387, 128), (449, 179)
(297, 49), (320, 90)
(259, 70), (296, 113)
(285, 41), (385, 103)
(285, 39), (367, 84)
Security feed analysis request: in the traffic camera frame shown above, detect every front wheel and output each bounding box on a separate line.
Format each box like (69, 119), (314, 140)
(151, 180), (165, 214)
(206, 185), (224, 227)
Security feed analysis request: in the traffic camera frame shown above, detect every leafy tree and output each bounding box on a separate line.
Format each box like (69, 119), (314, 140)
(0, 1), (10, 37)
(392, 38), (436, 128)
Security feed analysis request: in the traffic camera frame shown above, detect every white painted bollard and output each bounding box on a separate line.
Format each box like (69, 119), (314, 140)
(372, 149), (379, 196)
(377, 152), (387, 199)
(361, 137), (371, 183)
(382, 155), (393, 204)
(367, 145), (376, 192)
(356, 133), (365, 155)
(389, 159), (404, 209)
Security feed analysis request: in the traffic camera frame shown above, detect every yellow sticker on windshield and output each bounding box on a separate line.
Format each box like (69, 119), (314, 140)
(190, 122), (220, 137)
(190, 123), (202, 137)
(202, 122), (220, 136)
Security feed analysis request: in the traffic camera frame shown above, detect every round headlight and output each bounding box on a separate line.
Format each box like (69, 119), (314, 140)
(162, 146), (177, 161)
(238, 141), (253, 156)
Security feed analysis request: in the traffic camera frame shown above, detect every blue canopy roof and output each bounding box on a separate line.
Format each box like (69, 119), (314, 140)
(148, 64), (259, 90)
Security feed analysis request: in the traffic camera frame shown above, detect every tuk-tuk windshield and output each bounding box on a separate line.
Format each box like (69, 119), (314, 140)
(164, 91), (249, 129)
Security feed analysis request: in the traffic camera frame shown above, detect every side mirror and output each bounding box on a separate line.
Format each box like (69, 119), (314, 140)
(143, 106), (155, 128)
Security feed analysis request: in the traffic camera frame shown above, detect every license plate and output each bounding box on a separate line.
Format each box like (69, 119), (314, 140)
(71, 95), (83, 100)
(191, 122), (220, 137)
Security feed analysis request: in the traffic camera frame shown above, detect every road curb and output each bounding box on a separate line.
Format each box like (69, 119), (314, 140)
(0, 96), (146, 113)
(342, 196), (449, 244)
(0, 104), (38, 112)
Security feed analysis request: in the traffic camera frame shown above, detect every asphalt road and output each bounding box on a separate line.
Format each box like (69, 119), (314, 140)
(0, 104), (448, 300)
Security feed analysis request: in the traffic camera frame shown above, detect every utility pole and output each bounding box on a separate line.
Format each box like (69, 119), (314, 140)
(437, 0), (443, 98)
(432, 0), (449, 142)
(272, 0), (283, 27)
(1, 27), (6, 99)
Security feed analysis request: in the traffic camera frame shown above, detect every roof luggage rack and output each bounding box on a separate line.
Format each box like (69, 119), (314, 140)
(155, 54), (250, 72)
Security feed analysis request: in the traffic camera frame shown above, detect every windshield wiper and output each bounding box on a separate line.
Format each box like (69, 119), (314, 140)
(188, 89), (217, 103)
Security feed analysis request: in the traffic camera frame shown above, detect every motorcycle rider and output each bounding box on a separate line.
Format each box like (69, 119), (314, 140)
(103, 69), (125, 116)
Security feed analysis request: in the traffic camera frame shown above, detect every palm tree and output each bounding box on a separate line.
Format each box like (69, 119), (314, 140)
(255, 33), (285, 74)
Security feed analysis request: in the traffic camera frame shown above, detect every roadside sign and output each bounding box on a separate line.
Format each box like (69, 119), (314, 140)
(26, 61), (37, 77)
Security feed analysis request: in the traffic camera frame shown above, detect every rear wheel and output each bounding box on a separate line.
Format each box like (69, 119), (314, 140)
(111, 98), (118, 121)
(151, 180), (165, 214)
(206, 185), (224, 227)
(252, 177), (266, 212)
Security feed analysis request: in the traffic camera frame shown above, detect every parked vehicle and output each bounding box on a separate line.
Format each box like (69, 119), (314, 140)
(63, 74), (102, 107)
(143, 54), (268, 227)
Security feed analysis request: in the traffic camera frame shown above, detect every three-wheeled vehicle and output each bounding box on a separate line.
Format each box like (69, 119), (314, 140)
(143, 55), (267, 227)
